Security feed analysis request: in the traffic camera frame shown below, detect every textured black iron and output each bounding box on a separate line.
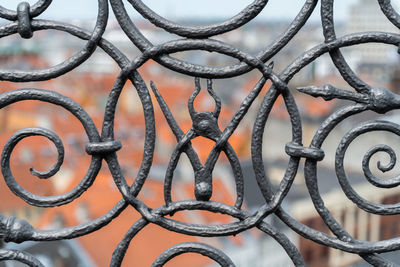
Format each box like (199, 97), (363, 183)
(151, 78), (245, 207)
(0, 0), (399, 266)
(151, 242), (235, 267)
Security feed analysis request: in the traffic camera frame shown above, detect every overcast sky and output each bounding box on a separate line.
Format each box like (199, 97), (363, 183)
(3, 0), (358, 22)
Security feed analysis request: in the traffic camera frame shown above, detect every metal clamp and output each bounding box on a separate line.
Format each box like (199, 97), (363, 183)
(17, 2), (33, 39)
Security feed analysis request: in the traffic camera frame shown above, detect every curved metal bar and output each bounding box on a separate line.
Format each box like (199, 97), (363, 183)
(0, 0), (108, 82)
(336, 120), (400, 214)
(126, 0), (268, 38)
(0, 89), (101, 207)
(0, 249), (44, 267)
(5, 127), (64, 179)
(0, 0), (400, 266)
(109, 0), (318, 78)
(378, 0), (400, 29)
(321, 0), (371, 93)
(151, 242), (236, 267)
(0, 0), (52, 20)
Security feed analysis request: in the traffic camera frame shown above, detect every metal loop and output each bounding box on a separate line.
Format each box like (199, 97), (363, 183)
(0, 0), (108, 82)
(285, 142), (325, 161)
(0, 0), (51, 21)
(151, 242), (235, 267)
(17, 2), (33, 39)
(85, 140), (122, 155)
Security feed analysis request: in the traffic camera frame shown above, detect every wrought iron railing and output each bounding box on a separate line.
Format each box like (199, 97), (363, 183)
(0, 0), (399, 266)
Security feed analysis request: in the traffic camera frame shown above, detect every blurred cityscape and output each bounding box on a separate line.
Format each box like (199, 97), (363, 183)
(0, 0), (400, 266)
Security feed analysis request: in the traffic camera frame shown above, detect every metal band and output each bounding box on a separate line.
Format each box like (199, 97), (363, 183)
(86, 140), (122, 155)
(17, 2), (33, 39)
(285, 142), (325, 161)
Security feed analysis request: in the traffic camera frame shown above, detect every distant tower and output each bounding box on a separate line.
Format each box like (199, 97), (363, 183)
(346, 0), (399, 84)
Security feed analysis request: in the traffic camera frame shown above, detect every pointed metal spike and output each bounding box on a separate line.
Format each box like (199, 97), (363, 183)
(268, 61), (274, 69)
(298, 84), (369, 103)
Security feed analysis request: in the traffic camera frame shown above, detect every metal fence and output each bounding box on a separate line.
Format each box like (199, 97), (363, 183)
(0, 0), (399, 266)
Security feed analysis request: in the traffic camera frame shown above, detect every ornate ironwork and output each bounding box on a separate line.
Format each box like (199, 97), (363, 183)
(0, 0), (399, 266)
